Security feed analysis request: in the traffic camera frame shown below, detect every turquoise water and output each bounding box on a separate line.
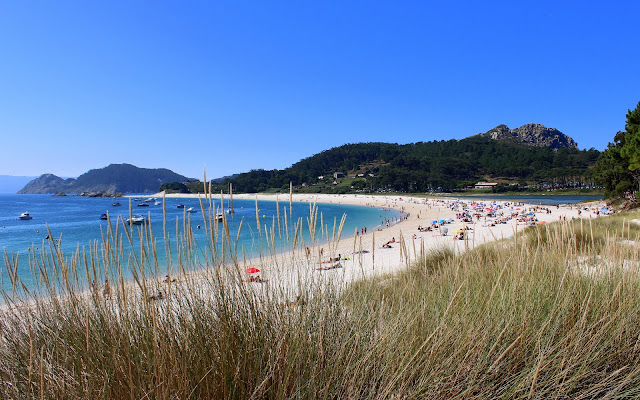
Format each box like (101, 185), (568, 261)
(447, 194), (602, 205)
(0, 194), (401, 291)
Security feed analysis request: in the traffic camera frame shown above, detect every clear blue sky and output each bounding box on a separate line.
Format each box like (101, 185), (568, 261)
(1, 1), (639, 179)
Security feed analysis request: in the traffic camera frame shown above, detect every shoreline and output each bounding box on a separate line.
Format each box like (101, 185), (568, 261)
(147, 192), (610, 294)
(1, 192), (611, 308)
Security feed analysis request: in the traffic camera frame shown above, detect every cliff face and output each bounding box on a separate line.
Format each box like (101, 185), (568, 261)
(480, 123), (578, 150)
(18, 164), (192, 194)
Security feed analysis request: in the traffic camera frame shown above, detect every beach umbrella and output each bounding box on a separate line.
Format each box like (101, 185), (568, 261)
(431, 220), (437, 225)
(439, 219), (445, 224)
(245, 267), (260, 274)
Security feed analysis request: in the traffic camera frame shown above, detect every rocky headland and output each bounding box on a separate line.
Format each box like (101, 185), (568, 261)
(478, 123), (578, 150)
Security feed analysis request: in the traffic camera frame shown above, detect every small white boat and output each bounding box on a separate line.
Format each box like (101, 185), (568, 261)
(186, 207), (197, 213)
(126, 215), (147, 225)
(19, 212), (32, 220)
(214, 213), (224, 221)
(154, 200), (161, 206)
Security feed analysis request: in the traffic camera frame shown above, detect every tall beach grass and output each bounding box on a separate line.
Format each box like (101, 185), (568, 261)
(2, 197), (640, 398)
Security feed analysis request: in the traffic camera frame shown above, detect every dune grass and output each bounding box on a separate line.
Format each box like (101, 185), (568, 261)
(2, 202), (640, 398)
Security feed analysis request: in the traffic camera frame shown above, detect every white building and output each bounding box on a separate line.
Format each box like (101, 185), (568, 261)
(474, 181), (498, 189)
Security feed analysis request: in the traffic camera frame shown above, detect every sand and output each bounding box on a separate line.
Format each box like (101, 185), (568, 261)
(149, 192), (609, 296)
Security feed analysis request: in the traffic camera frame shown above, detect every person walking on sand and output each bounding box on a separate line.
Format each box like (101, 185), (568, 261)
(102, 279), (111, 299)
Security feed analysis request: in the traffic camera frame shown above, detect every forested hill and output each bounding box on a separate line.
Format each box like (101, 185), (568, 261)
(193, 135), (599, 193)
(18, 164), (192, 194)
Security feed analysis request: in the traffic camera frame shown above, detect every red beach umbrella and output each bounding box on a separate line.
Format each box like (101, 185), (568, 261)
(245, 267), (260, 274)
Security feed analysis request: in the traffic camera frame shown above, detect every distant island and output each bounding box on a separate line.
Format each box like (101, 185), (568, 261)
(18, 164), (193, 194)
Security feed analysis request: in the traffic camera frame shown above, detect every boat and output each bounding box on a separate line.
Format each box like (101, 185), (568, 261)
(213, 207), (224, 221)
(19, 212), (32, 220)
(177, 203), (185, 209)
(186, 207), (197, 213)
(100, 213), (108, 220)
(137, 202), (150, 207)
(112, 202), (121, 206)
(126, 215), (147, 225)
(154, 200), (161, 206)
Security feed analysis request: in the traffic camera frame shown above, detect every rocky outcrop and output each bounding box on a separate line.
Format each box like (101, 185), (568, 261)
(479, 123), (578, 150)
(78, 192), (124, 198)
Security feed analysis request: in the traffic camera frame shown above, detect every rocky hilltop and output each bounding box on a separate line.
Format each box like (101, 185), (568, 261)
(18, 174), (74, 194)
(478, 123), (578, 150)
(18, 164), (193, 194)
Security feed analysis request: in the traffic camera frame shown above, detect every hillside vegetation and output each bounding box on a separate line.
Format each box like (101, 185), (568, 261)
(181, 136), (599, 193)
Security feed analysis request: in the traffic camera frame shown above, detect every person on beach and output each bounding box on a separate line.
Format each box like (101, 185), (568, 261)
(102, 279), (111, 298)
(150, 291), (164, 301)
(316, 262), (343, 271)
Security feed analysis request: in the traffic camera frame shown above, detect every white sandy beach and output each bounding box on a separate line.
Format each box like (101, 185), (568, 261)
(149, 192), (609, 297)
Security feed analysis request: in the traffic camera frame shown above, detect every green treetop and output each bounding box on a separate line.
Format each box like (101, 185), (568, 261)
(594, 100), (640, 197)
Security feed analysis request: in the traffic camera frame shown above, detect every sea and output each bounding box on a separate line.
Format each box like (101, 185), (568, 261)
(0, 193), (601, 293)
(451, 194), (603, 206)
(0, 194), (401, 292)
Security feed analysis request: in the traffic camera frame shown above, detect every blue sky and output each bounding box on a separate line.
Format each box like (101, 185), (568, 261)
(1, 1), (639, 179)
